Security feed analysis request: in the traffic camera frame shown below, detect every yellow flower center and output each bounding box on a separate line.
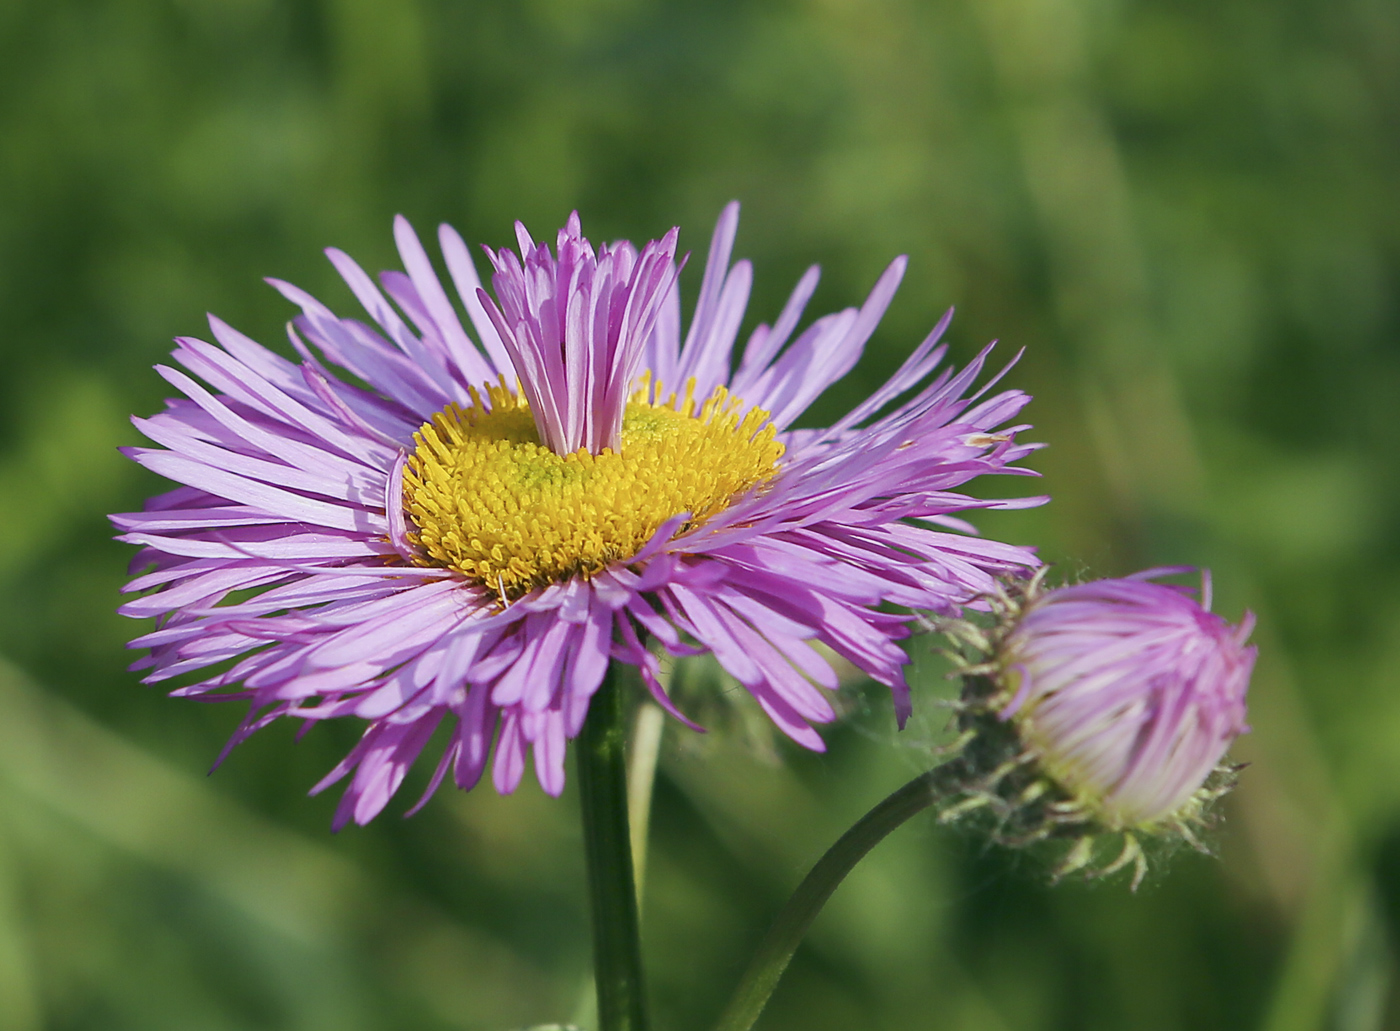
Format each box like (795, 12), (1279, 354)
(403, 378), (784, 598)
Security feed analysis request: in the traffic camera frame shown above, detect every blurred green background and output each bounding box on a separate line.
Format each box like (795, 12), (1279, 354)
(0, 0), (1397, 1027)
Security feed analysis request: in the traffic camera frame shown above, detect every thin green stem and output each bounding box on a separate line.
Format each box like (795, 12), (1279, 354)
(627, 700), (666, 910)
(577, 665), (649, 1031)
(712, 767), (950, 1031)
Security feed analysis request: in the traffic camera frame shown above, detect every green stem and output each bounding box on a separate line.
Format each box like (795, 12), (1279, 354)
(578, 664), (649, 1031)
(627, 700), (666, 910)
(712, 767), (949, 1031)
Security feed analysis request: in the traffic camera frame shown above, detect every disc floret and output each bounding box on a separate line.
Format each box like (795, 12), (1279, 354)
(404, 377), (784, 597)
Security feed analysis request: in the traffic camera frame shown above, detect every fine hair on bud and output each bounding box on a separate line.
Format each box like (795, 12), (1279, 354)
(927, 567), (1256, 890)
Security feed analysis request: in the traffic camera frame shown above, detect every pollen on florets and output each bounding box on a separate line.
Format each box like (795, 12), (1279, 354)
(926, 569), (1254, 890)
(402, 376), (784, 598)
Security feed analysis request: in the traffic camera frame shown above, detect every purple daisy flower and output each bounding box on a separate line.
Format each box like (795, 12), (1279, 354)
(114, 203), (1043, 828)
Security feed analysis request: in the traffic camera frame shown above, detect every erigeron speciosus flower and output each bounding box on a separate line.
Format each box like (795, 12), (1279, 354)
(114, 203), (1043, 828)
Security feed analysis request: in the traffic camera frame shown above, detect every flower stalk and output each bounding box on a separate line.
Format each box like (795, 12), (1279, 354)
(712, 766), (952, 1031)
(627, 700), (666, 908)
(578, 665), (649, 1031)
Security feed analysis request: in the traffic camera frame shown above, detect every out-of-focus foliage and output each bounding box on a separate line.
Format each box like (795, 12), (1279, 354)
(0, 0), (1396, 1027)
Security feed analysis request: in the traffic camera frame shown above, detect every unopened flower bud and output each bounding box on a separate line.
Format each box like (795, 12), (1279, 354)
(936, 569), (1256, 888)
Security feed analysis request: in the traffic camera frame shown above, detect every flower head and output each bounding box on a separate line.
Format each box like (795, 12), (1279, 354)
(114, 203), (1043, 828)
(935, 569), (1255, 887)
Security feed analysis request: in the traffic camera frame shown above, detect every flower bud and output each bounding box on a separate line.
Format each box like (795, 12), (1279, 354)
(936, 569), (1255, 888)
